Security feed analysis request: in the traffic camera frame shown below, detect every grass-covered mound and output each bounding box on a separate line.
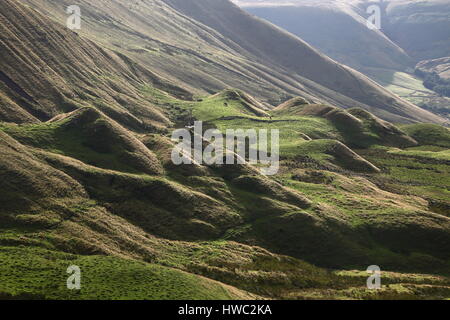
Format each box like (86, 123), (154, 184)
(292, 139), (380, 173)
(359, 146), (450, 210)
(401, 123), (450, 148)
(0, 130), (86, 222)
(274, 100), (417, 148)
(1, 108), (449, 299)
(1, 108), (163, 175)
(193, 89), (270, 121)
(274, 96), (311, 112)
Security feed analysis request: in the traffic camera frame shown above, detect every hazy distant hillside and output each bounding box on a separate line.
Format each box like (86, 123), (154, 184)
(17, 0), (445, 124)
(417, 57), (450, 80)
(237, 0), (413, 72)
(384, 0), (450, 62)
(236, 0), (450, 120)
(237, 0), (450, 64)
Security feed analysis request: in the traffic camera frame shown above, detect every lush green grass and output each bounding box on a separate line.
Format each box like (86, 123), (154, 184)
(1, 88), (449, 300)
(0, 117), (147, 174)
(0, 246), (250, 300)
(360, 147), (450, 202)
(1, 113), (449, 299)
(401, 123), (450, 148)
(194, 93), (251, 121)
(388, 148), (450, 161)
(211, 116), (337, 158)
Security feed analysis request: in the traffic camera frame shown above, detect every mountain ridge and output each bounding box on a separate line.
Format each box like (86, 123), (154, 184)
(236, 0), (450, 122)
(14, 0), (446, 124)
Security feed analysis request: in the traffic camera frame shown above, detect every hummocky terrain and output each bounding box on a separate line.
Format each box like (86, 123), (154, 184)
(0, 0), (449, 300)
(237, 0), (450, 120)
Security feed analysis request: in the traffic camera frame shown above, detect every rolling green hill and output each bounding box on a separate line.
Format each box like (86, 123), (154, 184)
(0, 0), (449, 300)
(15, 0), (446, 124)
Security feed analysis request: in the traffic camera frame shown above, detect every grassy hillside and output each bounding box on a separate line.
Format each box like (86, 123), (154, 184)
(401, 123), (450, 148)
(384, 0), (450, 62)
(0, 246), (255, 300)
(0, 0), (449, 300)
(2, 92), (450, 299)
(16, 0), (446, 124)
(0, 108), (163, 175)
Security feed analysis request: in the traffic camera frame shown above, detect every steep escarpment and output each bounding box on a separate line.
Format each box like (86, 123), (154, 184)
(0, 0), (183, 129)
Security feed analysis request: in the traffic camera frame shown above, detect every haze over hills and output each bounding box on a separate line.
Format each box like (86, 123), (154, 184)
(237, 0), (450, 120)
(235, 0), (413, 72)
(15, 0), (445, 124)
(0, 0), (449, 300)
(236, 0), (450, 65)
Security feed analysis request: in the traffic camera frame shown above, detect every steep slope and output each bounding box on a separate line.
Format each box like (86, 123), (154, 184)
(238, 0), (413, 72)
(0, 130), (86, 216)
(236, 0), (450, 121)
(163, 0), (444, 124)
(0, 0), (186, 129)
(383, 0), (450, 62)
(17, 0), (445, 124)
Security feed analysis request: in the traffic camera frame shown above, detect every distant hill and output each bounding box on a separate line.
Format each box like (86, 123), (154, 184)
(384, 0), (450, 62)
(236, 0), (450, 121)
(416, 57), (450, 80)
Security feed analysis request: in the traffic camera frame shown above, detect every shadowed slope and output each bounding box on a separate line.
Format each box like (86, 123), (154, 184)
(2, 107), (164, 175)
(0, 0), (189, 129)
(274, 98), (417, 148)
(0, 130), (86, 216)
(383, 0), (450, 62)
